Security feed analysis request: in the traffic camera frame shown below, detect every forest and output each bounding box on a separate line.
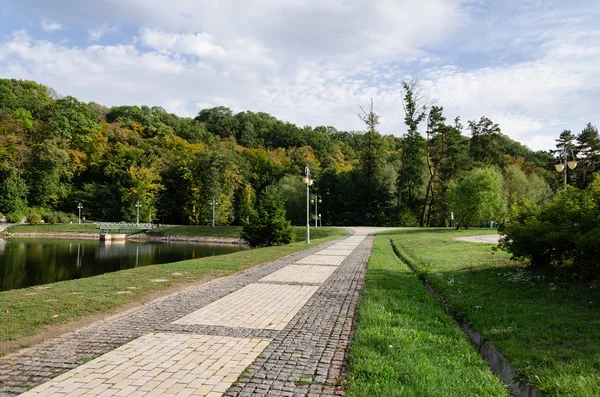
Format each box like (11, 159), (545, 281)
(0, 78), (598, 228)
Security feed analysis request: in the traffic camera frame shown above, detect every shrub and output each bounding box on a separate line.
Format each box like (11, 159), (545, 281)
(241, 186), (293, 247)
(397, 208), (419, 227)
(499, 180), (600, 277)
(6, 211), (24, 223)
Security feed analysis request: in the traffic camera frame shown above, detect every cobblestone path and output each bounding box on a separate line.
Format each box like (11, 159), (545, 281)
(0, 228), (389, 397)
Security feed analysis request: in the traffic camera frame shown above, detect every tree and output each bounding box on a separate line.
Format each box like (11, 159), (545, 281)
(576, 123), (600, 188)
(241, 186), (293, 247)
(503, 166), (551, 209)
(447, 167), (505, 229)
(468, 116), (502, 164)
(552, 129), (577, 186)
(398, 81), (428, 209)
(357, 100), (390, 222)
(420, 106), (452, 227)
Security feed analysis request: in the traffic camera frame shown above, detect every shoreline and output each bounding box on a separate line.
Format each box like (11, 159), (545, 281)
(1, 231), (248, 245)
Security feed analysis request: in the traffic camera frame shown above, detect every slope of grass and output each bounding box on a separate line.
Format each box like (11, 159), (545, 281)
(0, 232), (346, 356)
(146, 225), (243, 237)
(385, 228), (600, 397)
(6, 224), (99, 233)
(346, 236), (508, 397)
(146, 225), (346, 242)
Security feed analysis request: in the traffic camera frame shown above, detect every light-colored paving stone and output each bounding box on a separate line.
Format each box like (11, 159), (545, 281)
(314, 248), (354, 256)
(295, 254), (347, 266)
(260, 265), (337, 284)
(19, 333), (270, 397)
(454, 234), (500, 243)
(173, 283), (319, 330)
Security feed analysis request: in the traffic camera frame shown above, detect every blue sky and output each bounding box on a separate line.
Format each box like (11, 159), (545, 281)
(1, 0), (598, 151)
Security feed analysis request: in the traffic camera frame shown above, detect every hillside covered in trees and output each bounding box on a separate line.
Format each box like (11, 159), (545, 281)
(0, 78), (597, 227)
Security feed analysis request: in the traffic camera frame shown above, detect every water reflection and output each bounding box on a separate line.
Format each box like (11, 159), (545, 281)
(0, 239), (248, 292)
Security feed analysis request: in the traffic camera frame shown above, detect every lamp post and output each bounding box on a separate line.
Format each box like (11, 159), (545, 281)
(77, 202), (83, 224)
(310, 196), (322, 227)
(554, 149), (578, 188)
(135, 201), (141, 225)
(302, 165), (314, 244)
(318, 213), (322, 227)
(209, 198), (219, 227)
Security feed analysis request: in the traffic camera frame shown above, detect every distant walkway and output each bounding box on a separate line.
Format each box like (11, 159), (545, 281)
(1, 227), (396, 397)
(454, 234), (501, 244)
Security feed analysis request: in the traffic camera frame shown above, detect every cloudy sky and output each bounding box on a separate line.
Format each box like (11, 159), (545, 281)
(0, 0), (598, 151)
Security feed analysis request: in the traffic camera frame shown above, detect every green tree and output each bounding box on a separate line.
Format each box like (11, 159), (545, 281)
(241, 186), (293, 247)
(468, 116), (502, 165)
(398, 82), (427, 209)
(357, 100), (391, 222)
(576, 123), (600, 188)
(448, 167), (505, 229)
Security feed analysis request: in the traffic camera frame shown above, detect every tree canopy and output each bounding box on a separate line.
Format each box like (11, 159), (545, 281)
(0, 78), (593, 228)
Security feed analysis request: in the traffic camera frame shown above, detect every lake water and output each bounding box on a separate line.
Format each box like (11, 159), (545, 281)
(0, 238), (248, 292)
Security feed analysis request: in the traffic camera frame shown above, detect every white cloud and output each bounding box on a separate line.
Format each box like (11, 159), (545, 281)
(88, 24), (118, 41)
(40, 18), (61, 32)
(138, 28), (226, 59)
(2, 1), (599, 151)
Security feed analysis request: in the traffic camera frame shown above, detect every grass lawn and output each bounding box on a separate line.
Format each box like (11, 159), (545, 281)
(346, 235), (508, 397)
(146, 225), (243, 237)
(384, 228), (600, 397)
(128, 225), (344, 242)
(0, 230), (347, 356)
(6, 224), (100, 233)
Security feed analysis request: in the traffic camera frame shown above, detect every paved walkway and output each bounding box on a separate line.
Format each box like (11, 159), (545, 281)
(1, 228), (394, 397)
(454, 234), (500, 244)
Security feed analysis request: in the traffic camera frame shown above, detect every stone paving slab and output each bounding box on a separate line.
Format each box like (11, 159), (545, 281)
(172, 284), (320, 330)
(259, 265), (337, 284)
(20, 333), (270, 397)
(313, 249), (353, 256)
(294, 255), (346, 266)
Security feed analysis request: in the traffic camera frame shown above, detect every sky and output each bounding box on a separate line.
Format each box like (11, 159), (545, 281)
(0, 0), (598, 151)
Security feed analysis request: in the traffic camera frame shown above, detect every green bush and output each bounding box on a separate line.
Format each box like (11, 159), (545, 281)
(6, 211), (24, 223)
(397, 208), (419, 227)
(28, 213), (42, 225)
(499, 180), (600, 277)
(241, 186), (293, 247)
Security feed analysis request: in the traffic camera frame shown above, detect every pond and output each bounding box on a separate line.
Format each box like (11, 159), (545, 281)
(0, 238), (249, 292)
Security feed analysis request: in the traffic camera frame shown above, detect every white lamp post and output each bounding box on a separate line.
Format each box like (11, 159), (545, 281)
(77, 202), (83, 224)
(209, 198), (219, 227)
(135, 201), (141, 225)
(302, 165), (314, 244)
(311, 196), (322, 227)
(555, 149), (577, 188)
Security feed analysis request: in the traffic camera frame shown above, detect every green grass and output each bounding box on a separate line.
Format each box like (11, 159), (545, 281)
(146, 225), (243, 237)
(385, 228), (600, 397)
(346, 236), (508, 397)
(6, 224), (99, 233)
(0, 231), (347, 356)
(146, 225), (346, 242)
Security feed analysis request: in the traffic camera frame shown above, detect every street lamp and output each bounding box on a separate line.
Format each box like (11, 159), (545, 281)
(209, 198), (219, 227)
(135, 201), (141, 225)
(318, 213), (322, 227)
(77, 203), (83, 224)
(311, 196), (322, 227)
(555, 149), (577, 188)
(302, 165), (314, 244)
